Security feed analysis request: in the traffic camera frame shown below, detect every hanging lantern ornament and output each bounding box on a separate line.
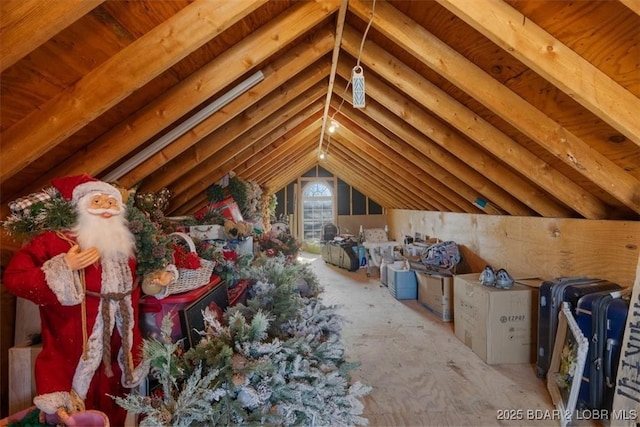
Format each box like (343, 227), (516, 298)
(352, 65), (366, 108)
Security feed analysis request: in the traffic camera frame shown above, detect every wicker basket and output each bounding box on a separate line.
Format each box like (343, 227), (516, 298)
(168, 232), (215, 295)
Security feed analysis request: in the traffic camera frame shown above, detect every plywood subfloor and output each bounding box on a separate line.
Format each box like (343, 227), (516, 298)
(300, 252), (601, 427)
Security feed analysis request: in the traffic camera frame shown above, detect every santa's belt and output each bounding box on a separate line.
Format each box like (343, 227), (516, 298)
(85, 289), (132, 300)
(84, 289), (135, 381)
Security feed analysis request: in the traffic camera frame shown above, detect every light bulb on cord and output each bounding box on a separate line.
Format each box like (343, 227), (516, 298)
(319, 151), (326, 160)
(328, 120), (338, 134)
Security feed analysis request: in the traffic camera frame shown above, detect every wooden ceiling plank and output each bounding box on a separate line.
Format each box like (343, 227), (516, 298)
(16, 0), (338, 198)
(339, 36), (570, 217)
(323, 156), (416, 210)
(333, 68), (539, 217)
(328, 141), (444, 210)
(437, 0), (640, 145)
(329, 133), (456, 212)
(141, 70), (328, 193)
(0, 0), (105, 72)
(173, 124), (321, 210)
(619, 0), (640, 15)
(117, 27), (335, 189)
(349, 0), (640, 215)
(332, 105), (484, 214)
(235, 117), (322, 182)
(264, 152), (320, 196)
(163, 89), (325, 201)
(341, 23), (603, 219)
(250, 138), (319, 186)
(0, 0), (269, 184)
(335, 85), (537, 217)
(320, 159), (398, 209)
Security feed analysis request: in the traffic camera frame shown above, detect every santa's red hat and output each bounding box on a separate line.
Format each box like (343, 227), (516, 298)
(51, 174), (122, 204)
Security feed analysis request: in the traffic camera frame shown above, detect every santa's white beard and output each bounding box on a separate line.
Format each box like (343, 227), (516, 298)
(72, 210), (136, 261)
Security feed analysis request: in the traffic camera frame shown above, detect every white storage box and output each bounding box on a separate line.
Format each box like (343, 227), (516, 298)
(453, 273), (536, 364)
(190, 224), (226, 241)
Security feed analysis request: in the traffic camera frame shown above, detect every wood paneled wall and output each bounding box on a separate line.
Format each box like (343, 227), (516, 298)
(389, 210), (640, 288)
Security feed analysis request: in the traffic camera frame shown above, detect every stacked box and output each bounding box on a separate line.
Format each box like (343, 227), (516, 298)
(416, 272), (453, 322)
(453, 273), (537, 365)
(387, 266), (417, 300)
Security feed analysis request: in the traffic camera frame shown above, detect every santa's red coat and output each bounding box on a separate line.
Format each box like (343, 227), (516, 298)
(3, 230), (145, 426)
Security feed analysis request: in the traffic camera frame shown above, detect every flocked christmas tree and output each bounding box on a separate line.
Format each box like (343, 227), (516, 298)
(114, 255), (371, 426)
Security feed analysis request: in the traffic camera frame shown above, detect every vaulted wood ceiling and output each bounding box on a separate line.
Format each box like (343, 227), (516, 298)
(1, 0), (639, 222)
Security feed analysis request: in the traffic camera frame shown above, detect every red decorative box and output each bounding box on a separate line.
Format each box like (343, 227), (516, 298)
(139, 275), (223, 344)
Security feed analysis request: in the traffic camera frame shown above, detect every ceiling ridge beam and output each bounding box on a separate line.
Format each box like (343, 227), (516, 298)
(317, 0), (349, 159)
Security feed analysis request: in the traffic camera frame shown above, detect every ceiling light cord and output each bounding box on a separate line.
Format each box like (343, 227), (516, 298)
(356, 0), (376, 69)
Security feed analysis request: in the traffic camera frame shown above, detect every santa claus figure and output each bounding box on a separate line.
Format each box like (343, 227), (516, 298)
(3, 174), (161, 425)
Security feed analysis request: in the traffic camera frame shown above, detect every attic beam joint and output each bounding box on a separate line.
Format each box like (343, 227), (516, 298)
(318, 0), (349, 157)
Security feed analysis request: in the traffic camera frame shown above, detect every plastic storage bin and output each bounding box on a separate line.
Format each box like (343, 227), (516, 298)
(387, 266), (417, 300)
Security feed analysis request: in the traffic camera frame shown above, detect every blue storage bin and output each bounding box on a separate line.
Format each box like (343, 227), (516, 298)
(387, 266), (417, 300)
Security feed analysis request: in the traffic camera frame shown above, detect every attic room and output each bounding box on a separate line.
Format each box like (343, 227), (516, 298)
(1, 0), (639, 425)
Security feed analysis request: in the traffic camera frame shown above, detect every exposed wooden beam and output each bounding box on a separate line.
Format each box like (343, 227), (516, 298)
(166, 97), (325, 211)
(237, 120), (322, 182)
(437, 0), (640, 147)
(349, 0), (640, 215)
(159, 83), (327, 202)
(0, 0), (105, 72)
(16, 1), (338, 199)
(619, 0), (640, 15)
(0, 0), (268, 183)
(331, 102), (484, 214)
(117, 27), (335, 189)
(341, 21), (605, 219)
(333, 80), (537, 217)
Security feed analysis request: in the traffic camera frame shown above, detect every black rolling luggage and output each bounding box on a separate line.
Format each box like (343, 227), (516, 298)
(321, 239), (359, 272)
(575, 289), (629, 411)
(536, 277), (622, 378)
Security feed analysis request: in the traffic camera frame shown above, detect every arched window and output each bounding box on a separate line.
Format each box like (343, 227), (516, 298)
(301, 181), (334, 241)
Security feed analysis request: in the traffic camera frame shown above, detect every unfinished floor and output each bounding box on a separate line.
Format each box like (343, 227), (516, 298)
(300, 252), (600, 427)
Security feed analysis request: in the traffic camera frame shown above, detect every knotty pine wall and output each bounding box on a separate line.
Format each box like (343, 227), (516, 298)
(389, 210), (640, 288)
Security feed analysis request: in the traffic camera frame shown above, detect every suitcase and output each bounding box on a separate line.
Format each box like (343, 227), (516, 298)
(536, 277), (621, 378)
(321, 239), (359, 271)
(575, 289), (629, 411)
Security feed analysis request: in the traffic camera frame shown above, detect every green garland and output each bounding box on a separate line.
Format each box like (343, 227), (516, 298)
(114, 255), (371, 426)
(2, 188), (174, 278)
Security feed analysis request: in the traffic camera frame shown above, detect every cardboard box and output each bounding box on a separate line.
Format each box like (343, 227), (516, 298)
(416, 272), (453, 322)
(453, 273), (537, 365)
(9, 343), (42, 414)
